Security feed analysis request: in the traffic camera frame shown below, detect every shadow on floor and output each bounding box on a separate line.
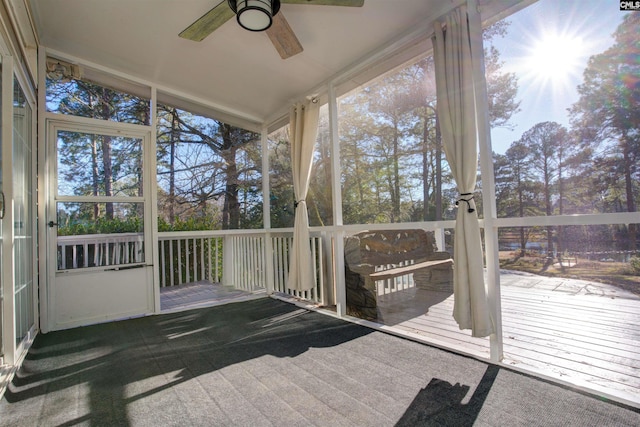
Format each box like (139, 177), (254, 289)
(2, 298), (374, 426)
(396, 365), (499, 426)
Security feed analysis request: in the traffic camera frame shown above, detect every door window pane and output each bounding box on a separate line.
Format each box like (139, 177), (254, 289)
(57, 131), (143, 197)
(56, 202), (145, 270)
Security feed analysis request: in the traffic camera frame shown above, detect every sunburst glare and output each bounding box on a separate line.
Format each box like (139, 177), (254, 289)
(504, 3), (604, 116)
(524, 32), (586, 88)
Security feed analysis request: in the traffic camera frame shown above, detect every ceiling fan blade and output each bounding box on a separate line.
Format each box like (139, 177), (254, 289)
(265, 13), (304, 59)
(281, 0), (364, 6)
(179, 1), (235, 41)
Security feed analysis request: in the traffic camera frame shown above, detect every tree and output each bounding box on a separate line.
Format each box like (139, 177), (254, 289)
(156, 104), (262, 230)
(570, 13), (640, 251)
(494, 140), (542, 255)
(519, 122), (568, 258)
(47, 76), (148, 224)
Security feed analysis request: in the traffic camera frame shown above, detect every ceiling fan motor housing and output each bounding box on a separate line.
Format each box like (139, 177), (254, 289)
(228, 0), (281, 32)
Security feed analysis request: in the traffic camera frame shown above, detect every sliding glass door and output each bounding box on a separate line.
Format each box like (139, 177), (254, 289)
(13, 76), (35, 351)
(0, 57), (4, 362)
(0, 55), (36, 365)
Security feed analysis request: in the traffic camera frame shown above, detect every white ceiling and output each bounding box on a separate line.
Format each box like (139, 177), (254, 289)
(28, 0), (516, 127)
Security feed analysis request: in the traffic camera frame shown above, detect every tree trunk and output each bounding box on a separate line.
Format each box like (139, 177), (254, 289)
(518, 177), (526, 257)
(392, 128), (401, 222)
(99, 94), (114, 219)
(623, 136), (637, 251)
(435, 113), (443, 221)
(557, 161), (564, 266)
(92, 135), (99, 220)
(544, 162), (553, 258)
(422, 113), (430, 221)
(353, 145), (365, 206)
(221, 125), (240, 230)
(102, 134), (114, 219)
(169, 110), (179, 225)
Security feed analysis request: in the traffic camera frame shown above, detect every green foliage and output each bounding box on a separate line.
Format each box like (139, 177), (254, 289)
(630, 255), (640, 275)
(58, 216), (143, 236)
(157, 216), (219, 232)
(158, 237), (224, 285)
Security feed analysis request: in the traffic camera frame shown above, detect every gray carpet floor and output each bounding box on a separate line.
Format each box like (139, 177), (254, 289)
(1, 297), (639, 426)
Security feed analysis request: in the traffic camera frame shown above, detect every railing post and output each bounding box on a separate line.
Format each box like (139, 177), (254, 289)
(334, 231), (347, 317)
(264, 232), (275, 294)
(223, 235), (234, 288)
(320, 232), (333, 306)
(434, 226), (446, 252)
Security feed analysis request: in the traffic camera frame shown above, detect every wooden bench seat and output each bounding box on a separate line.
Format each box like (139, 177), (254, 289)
(344, 229), (453, 320)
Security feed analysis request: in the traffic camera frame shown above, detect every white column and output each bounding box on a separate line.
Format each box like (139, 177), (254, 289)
(261, 126), (275, 294)
(468, 0), (503, 361)
(149, 86), (161, 313)
(328, 82), (346, 316)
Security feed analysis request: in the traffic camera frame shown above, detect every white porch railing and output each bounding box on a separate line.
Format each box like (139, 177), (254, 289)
(57, 233), (144, 270)
(223, 234), (266, 292)
(271, 233), (325, 304)
(156, 230), (326, 304)
(56, 226), (450, 307)
(375, 261), (417, 297)
(56, 228), (438, 306)
(157, 232), (223, 287)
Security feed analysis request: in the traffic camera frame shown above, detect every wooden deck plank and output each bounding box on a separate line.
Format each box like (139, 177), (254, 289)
(373, 277), (640, 406)
(501, 319), (640, 355)
(503, 342), (640, 387)
(501, 308), (640, 341)
(391, 324), (490, 356)
(501, 327), (640, 375)
(500, 303), (640, 340)
(502, 347), (640, 399)
(501, 313), (640, 346)
(502, 304), (640, 326)
(502, 291), (640, 311)
(502, 287), (640, 310)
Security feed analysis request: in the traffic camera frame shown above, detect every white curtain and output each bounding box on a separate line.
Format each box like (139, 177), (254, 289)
(432, 4), (494, 337)
(287, 100), (320, 291)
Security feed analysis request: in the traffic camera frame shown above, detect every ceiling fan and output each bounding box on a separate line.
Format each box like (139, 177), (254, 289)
(179, 0), (365, 59)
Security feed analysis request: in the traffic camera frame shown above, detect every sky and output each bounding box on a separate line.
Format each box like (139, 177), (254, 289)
(489, 0), (627, 154)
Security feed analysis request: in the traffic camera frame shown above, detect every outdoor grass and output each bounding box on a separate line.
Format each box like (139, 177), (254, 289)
(499, 251), (640, 296)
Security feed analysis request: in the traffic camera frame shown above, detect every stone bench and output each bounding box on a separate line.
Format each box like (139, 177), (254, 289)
(344, 229), (453, 320)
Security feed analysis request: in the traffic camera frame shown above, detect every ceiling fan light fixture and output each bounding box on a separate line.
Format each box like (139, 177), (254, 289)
(228, 0), (281, 32)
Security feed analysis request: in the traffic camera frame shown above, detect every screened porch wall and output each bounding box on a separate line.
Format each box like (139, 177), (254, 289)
(35, 0), (640, 409)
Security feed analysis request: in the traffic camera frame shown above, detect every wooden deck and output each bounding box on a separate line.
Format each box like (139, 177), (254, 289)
(161, 273), (640, 408)
(159, 280), (265, 312)
(376, 270), (640, 407)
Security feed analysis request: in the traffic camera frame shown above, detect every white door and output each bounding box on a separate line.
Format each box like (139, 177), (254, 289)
(46, 120), (154, 331)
